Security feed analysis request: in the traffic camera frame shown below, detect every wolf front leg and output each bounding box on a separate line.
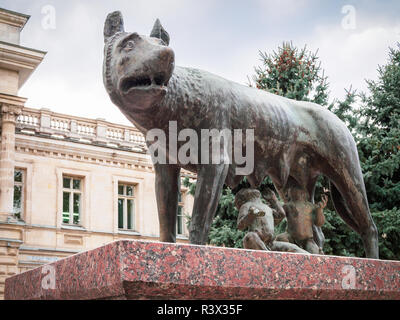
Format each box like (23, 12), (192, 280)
(154, 164), (181, 243)
(189, 163), (229, 245)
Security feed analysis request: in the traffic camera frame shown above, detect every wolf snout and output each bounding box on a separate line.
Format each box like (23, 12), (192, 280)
(156, 46), (175, 81)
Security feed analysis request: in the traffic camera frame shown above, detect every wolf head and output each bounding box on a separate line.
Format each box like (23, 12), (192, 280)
(103, 11), (175, 111)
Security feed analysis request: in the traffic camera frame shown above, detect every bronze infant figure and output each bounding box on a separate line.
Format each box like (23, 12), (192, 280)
(235, 188), (308, 254)
(275, 185), (328, 254)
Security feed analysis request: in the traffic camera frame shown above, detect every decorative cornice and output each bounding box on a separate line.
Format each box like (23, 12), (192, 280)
(15, 134), (156, 173)
(14, 134), (197, 179)
(0, 8), (30, 29)
(0, 93), (26, 107)
(0, 41), (46, 89)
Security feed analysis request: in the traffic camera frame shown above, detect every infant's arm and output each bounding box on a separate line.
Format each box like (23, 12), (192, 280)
(313, 207), (325, 227)
(313, 195), (328, 227)
(237, 204), (256, 230)
(264, 189), (286, 224)
(271, 199), (286, 225)
(272, 207), (285, 225)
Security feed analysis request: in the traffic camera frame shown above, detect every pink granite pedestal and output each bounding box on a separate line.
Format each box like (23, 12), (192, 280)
(4, 240), (400, 300)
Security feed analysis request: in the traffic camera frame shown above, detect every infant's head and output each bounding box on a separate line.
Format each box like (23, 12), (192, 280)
(234, 188), (261, 209)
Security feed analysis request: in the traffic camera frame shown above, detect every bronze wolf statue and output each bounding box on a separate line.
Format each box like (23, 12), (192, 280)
(102, 11), (379, 258)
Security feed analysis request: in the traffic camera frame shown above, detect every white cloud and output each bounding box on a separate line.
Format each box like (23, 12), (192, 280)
(256, 0), (311, 20)
(308, 23), (400, 99)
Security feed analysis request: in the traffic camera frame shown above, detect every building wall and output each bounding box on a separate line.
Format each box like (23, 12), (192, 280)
(0, 69), (19, 95)
(0, 111), (195, 300)
(15, 134), (161, 237)
(0, 23), (20, 44)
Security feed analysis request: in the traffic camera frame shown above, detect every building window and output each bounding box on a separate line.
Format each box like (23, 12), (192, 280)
(13, 169), (25, 219)
(62, 176), (82, 225)
(177, 191), (185, 235)
(118, 183), (135, 230)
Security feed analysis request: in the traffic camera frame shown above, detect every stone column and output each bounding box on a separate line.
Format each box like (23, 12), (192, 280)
(0, 104), (21, 222)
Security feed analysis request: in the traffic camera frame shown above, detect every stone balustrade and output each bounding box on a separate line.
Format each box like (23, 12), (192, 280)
(15, 107), (147, 152)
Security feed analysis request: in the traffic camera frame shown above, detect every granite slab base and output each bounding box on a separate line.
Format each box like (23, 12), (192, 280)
(5, 240), (400, 300)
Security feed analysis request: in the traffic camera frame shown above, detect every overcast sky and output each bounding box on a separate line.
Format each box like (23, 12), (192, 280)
(2, 0), (400, 125)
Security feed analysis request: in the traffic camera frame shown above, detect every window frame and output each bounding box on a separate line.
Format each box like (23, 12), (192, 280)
(57, 168), (90, 229)
(13, 168), (26, 220)
(117, 183), (136, 231)
(14, 161), (32, 224)
(62, 176), (83, 226)
(113, 175), (143, 235)
(176, 190), (187, 236)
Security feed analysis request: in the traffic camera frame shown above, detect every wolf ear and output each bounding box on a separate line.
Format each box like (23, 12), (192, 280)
(104, 11), (124, 43)
(150, 19), (170, 45)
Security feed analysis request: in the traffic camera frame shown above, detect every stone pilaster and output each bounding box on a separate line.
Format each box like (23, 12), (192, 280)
(0, 104), (22, 222)
(95, 118), (108, 144)
(0, 236), (22, 300)
(0, 101), (23, 299)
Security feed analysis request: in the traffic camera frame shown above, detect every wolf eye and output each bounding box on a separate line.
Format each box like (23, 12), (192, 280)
(124, 40), (135, 51)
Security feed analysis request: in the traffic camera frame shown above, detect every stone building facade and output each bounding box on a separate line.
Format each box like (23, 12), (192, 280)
(0, 8), (194, 299)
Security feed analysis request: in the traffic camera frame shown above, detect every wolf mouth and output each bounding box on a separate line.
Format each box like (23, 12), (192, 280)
(120, 72), (168, 93)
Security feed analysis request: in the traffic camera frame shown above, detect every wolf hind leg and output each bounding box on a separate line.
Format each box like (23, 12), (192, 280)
(329, 180), (379, 259)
